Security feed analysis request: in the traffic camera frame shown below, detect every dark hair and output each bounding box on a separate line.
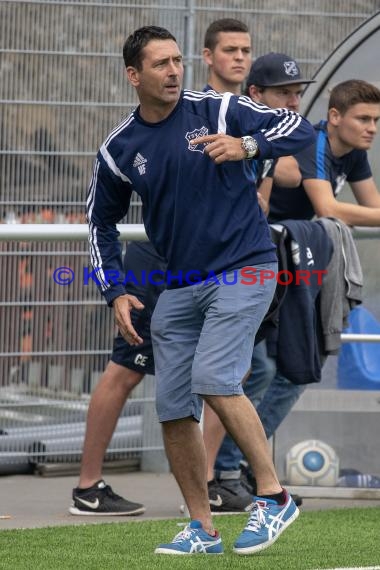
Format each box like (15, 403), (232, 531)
(123, 26), (177, 70)
(328, 79), (380, 114)
(204, 18), (249, 50)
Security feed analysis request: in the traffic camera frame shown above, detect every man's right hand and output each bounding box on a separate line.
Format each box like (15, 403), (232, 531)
(190, 133), (247, 163)
(113, 294), (144, 345)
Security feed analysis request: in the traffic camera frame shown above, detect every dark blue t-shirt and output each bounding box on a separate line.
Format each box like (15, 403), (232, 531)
(268, 120), (372, 222)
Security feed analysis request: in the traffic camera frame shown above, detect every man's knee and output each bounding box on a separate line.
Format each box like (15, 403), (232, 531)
(103, 361), (145, 390)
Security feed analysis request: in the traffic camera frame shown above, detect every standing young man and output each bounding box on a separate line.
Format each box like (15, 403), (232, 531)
(201, 18), (272, 514)
(87, 25), (314, 555)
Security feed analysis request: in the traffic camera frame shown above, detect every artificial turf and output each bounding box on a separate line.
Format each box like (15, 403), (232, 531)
(0, 507), (379, 570)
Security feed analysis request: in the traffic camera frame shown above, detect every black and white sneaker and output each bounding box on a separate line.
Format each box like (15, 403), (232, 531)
(208, 479), (254, 513)
(69, 479), (145, 516)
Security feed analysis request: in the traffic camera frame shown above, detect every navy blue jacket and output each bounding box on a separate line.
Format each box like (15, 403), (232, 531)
(272, 219), (333, 384)
(87, 89), (315, 303)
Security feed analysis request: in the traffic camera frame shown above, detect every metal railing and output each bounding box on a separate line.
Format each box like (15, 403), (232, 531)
(0, 224), (153, 472)
(0, 223), (379, 476)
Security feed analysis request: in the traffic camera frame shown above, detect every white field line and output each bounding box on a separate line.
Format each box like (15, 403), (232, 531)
(314, 566), (380, 570)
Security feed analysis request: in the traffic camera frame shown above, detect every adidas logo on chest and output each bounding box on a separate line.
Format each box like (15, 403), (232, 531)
(133, 152), (148, 175)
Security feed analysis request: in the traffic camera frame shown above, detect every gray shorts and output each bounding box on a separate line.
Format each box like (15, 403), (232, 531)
(151, 263), (277, 422)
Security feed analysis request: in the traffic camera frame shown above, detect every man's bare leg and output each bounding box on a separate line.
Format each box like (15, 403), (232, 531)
(203, 394), (281, 495)
(162, 417), (214, 534)
(203, 369), (251, 481)
(79, 361), (144, 488)
(161, 394), (280, 536)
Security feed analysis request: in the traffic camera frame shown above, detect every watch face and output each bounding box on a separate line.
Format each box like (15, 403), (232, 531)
(242, 136), (258, 156)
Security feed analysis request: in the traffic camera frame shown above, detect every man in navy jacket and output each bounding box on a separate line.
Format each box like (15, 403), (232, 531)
(87, 25), (314, 555)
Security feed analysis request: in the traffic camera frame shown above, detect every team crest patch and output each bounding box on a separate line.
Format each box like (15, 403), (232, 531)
(284, 60), (299, 77)
(186, 126), (208, 153)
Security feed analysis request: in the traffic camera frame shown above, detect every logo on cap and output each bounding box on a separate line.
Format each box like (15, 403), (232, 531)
(284, 61), (299, 77)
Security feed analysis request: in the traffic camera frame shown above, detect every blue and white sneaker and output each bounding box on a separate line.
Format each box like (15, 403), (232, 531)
(233, 490), (299, 555)
(155, 520), (224, 555)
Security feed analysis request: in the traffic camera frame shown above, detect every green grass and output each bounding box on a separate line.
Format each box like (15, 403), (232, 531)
(0, 508), (379, 570)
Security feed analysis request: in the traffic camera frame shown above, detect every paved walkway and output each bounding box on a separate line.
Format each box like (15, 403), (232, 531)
(1, 472), (380, 530)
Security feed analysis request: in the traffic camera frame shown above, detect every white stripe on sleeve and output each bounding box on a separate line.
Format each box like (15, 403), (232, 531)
(218, 92), (233, 134)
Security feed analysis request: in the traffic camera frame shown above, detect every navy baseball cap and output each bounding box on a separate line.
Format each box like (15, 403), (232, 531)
(246, 52), (316, 88)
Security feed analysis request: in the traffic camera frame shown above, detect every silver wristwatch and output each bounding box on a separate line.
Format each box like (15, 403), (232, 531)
(241, 135), (259, 159)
